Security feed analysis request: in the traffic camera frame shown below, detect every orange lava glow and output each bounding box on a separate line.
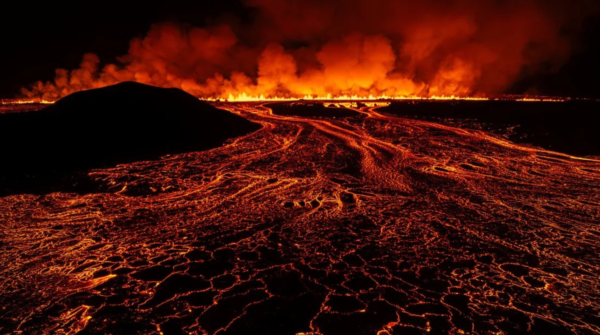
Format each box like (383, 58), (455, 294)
(2, 95), (572, 105)
(0, 98), (54, 105)
(18, 0), (597, 102)
(1, 101), (599, 334)
(212, 94), (493, 102)
(212, 94), (572, 102)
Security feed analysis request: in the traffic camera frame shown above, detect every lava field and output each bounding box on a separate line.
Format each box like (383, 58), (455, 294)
(1, 101), (600, 334)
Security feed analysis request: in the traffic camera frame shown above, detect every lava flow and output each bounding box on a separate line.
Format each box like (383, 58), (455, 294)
(1, 100), (599, 335)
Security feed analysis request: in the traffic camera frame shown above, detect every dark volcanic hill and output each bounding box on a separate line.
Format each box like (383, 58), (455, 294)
(0, 82), (261, 195)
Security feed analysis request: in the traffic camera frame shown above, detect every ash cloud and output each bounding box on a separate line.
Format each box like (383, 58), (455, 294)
(22, 0), (599, 100)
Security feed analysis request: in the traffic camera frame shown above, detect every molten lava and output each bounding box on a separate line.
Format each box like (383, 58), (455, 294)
(3, 0), (600, 333)
(1, 100), (599, 334)
(2, 95), (570, 106)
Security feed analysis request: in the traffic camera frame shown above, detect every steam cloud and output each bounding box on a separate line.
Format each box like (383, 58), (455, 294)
(22, 0), (598, 100)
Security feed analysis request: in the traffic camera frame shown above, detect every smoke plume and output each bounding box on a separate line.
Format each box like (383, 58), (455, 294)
(22, 0), (598, 100)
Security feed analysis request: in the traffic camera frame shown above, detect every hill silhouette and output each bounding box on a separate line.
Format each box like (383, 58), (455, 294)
(0, 82), (261, 195)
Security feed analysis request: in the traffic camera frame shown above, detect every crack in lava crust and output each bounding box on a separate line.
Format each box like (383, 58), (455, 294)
(1, 102), (600, 334)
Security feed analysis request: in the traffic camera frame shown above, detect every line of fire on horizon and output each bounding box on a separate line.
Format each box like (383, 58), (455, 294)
(0, 95), (574, 105)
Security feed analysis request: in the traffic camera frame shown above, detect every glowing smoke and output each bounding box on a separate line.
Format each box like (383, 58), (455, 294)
(22, 0), (598, 100)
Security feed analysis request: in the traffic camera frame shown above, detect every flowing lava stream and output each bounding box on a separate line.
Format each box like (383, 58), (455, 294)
(1, 101), (600, 335)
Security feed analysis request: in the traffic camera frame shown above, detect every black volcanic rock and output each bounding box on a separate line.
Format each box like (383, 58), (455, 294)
(0, 82), (261, 195)
(267, 102), (360, 118)
(377, 100), (600, 156)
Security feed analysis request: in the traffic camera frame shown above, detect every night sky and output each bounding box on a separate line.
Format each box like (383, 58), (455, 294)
(1, 0), (599, 99)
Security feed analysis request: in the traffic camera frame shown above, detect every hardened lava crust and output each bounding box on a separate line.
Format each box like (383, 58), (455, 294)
(1, 100), (599, 335)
